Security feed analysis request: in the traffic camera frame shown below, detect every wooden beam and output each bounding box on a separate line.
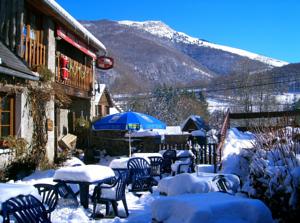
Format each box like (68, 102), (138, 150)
(54, 83), (91, 99)
(10, 96), (15, 135)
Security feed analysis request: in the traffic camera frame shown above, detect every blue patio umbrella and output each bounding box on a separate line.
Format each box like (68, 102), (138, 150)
(92, 111), (166, 156)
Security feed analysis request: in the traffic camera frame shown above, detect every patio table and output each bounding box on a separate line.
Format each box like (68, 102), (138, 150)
(109, 157), (130, 170)
(53, 164), (115, 208)
(132, 152), (162, 159)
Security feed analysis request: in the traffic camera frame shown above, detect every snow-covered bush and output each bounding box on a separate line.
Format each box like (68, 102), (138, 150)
(242, 128), (300, 222)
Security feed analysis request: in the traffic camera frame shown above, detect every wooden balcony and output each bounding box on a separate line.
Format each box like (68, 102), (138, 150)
(55, 54), (93, 97)
(21, 36), (46, 69)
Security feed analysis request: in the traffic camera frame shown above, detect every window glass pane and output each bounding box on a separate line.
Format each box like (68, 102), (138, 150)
(1, 126), (10, 137)
(1, 97), (10, 110)
(1, 112), (10, 125)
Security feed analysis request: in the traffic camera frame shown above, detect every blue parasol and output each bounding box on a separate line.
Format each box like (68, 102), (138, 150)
(92, 111), (166, 156)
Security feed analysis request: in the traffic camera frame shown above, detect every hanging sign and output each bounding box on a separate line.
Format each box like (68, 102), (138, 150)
(96, 56), (114, 70)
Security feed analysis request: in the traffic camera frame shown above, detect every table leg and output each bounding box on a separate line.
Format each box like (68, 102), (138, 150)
(79, 183), (90, 208)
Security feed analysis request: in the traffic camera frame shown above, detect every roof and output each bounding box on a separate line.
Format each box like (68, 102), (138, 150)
(94, 84), (113, 106)
(181, 115), (209, 132)
(41, 0), (106, 54)
(0, 41), (38, 81)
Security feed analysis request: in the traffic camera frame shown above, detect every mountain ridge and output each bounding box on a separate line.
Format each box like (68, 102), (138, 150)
(117, 20), (288, 67)
(81, 19), (289, 94)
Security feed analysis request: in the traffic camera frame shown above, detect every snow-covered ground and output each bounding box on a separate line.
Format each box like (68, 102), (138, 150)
(5, 127), (300, 222)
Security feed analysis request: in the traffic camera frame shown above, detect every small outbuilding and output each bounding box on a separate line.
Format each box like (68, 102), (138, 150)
(181, 115), (209, 132)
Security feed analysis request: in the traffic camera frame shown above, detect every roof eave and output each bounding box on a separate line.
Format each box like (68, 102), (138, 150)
(0, 66), (39, 81)
(41, 0), (107, 54)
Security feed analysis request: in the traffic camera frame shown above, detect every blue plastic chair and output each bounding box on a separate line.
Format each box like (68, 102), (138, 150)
(2, 194), (51, 223)
(212, 174), (230, 193)
(162, 149), (177, 173)
(127, 157), (154, 193)
(55, 181), (79, 205)
(91, 171), (129, 218)
(171, 155), (195, 175)
(148, 156), (163, 179)
(34, 183), (59, 218)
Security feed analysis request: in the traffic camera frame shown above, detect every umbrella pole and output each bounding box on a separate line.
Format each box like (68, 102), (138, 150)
(129, 131), (132, 157)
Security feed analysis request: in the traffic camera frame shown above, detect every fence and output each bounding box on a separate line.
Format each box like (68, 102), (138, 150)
(158, 142), (218, 171)
(197, 143), (217, 165)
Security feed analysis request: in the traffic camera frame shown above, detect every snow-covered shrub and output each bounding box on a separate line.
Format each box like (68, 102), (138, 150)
(221, 128), (256, 183)
(243, 128), (300, 222)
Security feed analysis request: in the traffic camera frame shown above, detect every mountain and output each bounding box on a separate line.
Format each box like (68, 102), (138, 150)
(81, 20), (288, 94)
(264, 63), (300, 92)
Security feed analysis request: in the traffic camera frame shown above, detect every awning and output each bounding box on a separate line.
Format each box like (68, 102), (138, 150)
(56, 26), (97, 59)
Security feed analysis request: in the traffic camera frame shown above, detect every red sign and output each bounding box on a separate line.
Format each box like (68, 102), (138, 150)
(96, 56), (114, 70)
(56, 26), (97, 59)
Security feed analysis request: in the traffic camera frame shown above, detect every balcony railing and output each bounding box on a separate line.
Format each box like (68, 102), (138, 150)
(56, 53), (93, 92)
(21, 36), (46, 69)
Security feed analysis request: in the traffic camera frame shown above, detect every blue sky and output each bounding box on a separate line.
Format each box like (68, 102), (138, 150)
(57, 0), (299, 63)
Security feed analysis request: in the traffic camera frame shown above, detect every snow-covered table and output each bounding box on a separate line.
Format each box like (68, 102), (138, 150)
(53, 165), (115, 208)
(132, 152), (162, 159)
(151, 192), (273, 223)
(109, 157), (130, 170)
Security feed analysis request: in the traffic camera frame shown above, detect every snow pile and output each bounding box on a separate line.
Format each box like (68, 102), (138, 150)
(242, 134), (300, 221)
(51, 205), (90, 223)
(158, 174), (211, 196)
(157, 173), (240, 196)
(151, 192), (273, 223)
(22, 169), (56, 184)
(0, 183), (40, 204)
(221, 127), (300, 221)
(221, 128), (256, 179)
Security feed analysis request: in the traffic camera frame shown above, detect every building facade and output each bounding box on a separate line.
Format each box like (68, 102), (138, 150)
(0, 0), (107, 163)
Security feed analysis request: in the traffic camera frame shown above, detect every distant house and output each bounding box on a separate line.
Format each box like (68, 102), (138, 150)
(181, 115), (209, 132)
(0, 0), (108, 163)
(93, 83), (114, 118)
(92, 83), (123, 119)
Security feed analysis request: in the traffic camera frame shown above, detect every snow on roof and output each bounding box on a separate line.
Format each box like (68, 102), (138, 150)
(43, 0), (106, 53)
(181, 115), (209, 131)
(94, 83), (107, 103)
(165, 126), (184, 135)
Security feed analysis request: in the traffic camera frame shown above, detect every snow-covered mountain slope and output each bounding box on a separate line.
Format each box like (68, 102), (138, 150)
(118, 20), (288, 67)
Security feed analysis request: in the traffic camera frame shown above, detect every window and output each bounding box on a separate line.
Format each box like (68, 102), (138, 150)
(0, 94), (15, 137)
